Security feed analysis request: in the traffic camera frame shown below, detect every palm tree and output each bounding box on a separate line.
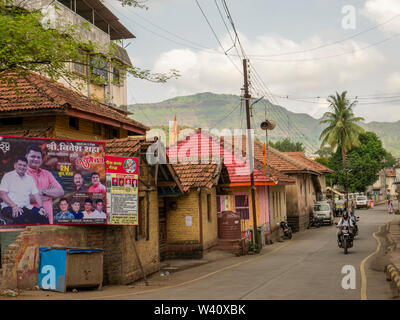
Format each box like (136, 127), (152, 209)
(319, 91), (364, 207)
(319, 91), (364, 164)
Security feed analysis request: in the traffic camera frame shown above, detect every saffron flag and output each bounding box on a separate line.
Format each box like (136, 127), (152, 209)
(263, 142), (266, 165)
(170, 115), (178, 146)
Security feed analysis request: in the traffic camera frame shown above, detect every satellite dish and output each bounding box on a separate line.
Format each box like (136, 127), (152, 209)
(260, 120), (276, 131)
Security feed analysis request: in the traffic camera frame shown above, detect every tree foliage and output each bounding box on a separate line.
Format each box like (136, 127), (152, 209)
(328, 131), (394, 192)
(0, 0), (178, 87)
(319, 91), (365, 164)
(315, 146), (333, 158)
(269, 138), (305, 152)
(314, 156), (334, 186)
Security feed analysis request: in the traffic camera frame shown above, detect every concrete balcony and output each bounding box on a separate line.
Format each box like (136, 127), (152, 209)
(18, 0), (111, 47)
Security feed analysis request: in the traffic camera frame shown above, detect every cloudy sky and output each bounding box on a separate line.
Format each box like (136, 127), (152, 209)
(105, 0), (400, 122)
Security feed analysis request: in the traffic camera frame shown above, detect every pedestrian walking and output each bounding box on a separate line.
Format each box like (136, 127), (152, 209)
(388, 200), (393, 214)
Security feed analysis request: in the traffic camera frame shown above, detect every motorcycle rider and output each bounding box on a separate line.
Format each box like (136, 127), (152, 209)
(349, 210), (358, 236)
(337, 210), (354, 244)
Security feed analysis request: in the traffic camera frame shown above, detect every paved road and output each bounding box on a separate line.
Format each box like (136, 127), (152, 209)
(101, 204), (396, 300)
(7, 203), (396, 300)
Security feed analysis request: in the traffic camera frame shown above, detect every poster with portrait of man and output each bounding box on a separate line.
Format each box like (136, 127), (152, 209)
(0, 136), (106, 226)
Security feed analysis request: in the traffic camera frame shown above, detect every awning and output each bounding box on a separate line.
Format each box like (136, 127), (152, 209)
(326, 187), (344, 196)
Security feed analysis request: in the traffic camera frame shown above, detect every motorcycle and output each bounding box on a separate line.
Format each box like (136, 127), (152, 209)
(337, 225), (353, 254)
(278, 221), (292, 239)
(351, 216), (360, 239)
(307, 213), (321, 229)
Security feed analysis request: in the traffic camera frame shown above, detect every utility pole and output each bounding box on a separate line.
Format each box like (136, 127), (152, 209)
(383, 159), (387, 202)
(345, 155), (348, 210)
(243, 58), (259, 252)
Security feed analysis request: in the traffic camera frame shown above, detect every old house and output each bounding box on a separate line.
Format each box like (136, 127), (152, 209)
(0, 70), (146, 140)
(164, 161), (230, 259)
(0, 0), (167, 289)
(263, 147), (333, 232)
(0, 77), (151, 290)
(19, 0), (134, 109)
(168, 130), (295, 245)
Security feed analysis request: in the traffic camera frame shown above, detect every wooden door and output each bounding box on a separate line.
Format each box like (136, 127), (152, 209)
(159, 198), (167, 260)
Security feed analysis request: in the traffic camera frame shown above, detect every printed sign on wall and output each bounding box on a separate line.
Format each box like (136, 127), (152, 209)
(0, 136), (106, 226)
(105, 156), (139, 225)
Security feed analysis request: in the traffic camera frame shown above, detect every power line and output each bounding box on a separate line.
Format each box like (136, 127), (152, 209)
(213, 0), (319, 153)
(246, 32), (400, 62)
(194, 0), (243, 75)
(244, 13), (400, 58)
(246, 61), (319, 152)
(209, 100), (242, 128)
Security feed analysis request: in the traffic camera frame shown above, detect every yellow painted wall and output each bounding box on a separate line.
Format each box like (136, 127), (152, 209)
(228, 186), (263, 233)
(226, 185), (287, 236)
(200, 187), (218, 248)
(166, 190), (200, 244)
(21, 116), (56, 130)
(54, 115), (127, 141)
(165, 187), (218, 248)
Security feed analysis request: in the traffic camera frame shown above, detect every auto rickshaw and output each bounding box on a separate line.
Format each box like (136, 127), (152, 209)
(335, 199), (345, 217)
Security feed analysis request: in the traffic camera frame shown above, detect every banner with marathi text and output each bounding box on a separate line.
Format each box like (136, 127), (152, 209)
(105, 156), (139, 225)
(0, 136), (106, 226)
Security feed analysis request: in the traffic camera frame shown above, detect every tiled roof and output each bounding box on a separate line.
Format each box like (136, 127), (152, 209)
(284, 152), (334, 174)
(105, 136), (145, 157)
(0, 70), (148, 133)
(234, 135), (318, 178)
(173, 162), (226, 192)
(106, 136), (185, 193)
(386, 169), (396, 177)
(167, 130), (295, 185)
(245, 138), (322, 175)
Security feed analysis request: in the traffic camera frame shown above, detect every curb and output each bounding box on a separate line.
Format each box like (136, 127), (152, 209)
(386, 223), (396, 253)
(385, 221), (400, 298)
(385, 264), (400, 291)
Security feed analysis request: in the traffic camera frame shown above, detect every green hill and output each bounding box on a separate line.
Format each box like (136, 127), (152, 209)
(128, 92), (400, 157)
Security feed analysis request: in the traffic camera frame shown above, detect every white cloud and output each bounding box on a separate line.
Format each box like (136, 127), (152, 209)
(385, 72), (400, 92)
(148, 32), (385, 116)
(362, 0), (400, 34)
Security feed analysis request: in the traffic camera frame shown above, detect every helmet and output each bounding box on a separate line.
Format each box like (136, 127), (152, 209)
(343, 212), (349, 218)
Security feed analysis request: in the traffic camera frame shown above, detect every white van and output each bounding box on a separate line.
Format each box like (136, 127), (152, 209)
(313, 202), (333, 225)
(356, 195), (368, 209)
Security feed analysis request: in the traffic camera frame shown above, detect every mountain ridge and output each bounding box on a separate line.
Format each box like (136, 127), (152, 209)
(128, 92), (400, 156)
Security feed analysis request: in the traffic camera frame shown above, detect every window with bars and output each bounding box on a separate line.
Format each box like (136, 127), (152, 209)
(90, 55), (108, 82)
(112, 67), (121, 85)
(73, 49), (86, 76)
(234, 194), (249, 220)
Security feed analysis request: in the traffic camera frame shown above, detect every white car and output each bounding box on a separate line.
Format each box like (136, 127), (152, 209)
(313, 202), (333, 225)
(356, 196), (368, 209)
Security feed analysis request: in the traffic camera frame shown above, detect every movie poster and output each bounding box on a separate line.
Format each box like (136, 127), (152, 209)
(105, 156), (139, 225)
(0, 136), (107, 226)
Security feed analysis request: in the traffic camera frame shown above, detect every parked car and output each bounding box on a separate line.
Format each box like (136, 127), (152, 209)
(313, 202), (333, 225)
(356, 195), (368, 209)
